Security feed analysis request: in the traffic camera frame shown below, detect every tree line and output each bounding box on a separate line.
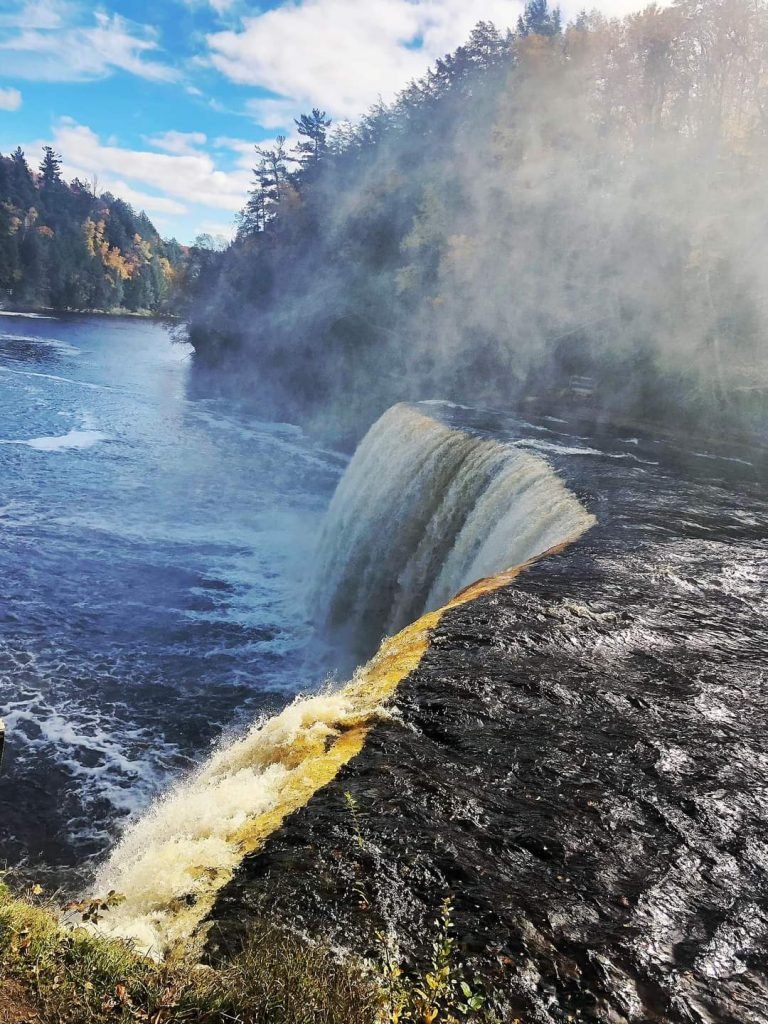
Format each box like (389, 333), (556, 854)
(0, 147), (184, 314)
(182, 0), (768, 444)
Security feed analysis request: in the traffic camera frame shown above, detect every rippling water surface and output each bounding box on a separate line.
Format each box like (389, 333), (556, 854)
(206, 402), (768, 1024)
(1, 308), (766, 980)
(0, 314), (343, 874)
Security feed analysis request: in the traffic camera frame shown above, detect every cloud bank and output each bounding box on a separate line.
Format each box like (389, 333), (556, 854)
(0, 86), (21, 110)
(0, 2), (176, 82)
(208, 0), (525, 120)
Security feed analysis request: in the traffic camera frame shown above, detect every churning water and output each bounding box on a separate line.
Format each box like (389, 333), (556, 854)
(0, 314), (343, 874)
(314, 404), (595, 650)
(2, 314), (767, 1020)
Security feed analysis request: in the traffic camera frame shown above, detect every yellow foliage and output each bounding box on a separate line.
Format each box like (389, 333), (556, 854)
(157, 255), (175, 284)
(83, 217), (102, 258)
(134, 233), (152, 260)
(83, 217), (134, 279)
(102, 245), (131, 280)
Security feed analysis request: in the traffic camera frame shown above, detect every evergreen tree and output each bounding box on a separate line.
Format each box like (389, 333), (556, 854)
(517, 0), (562, 37)
(39, 147), (63, 191)
(0, 146), (184, 311)
(240, 136), (291, 238)
(9, 148), (36, 209)
(294, 109), (332, 168)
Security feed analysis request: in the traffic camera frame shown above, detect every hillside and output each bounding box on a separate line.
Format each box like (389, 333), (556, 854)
(183, 0), (768, 444)
(0, 147), (184, 314)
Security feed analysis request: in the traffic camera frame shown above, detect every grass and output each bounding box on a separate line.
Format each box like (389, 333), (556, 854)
(0, 881), (380, 1024)
(0, 882), (506, 1024)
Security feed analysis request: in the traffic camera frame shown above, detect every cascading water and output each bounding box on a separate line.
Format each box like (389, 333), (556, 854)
(87, 403), (595, 955)
(313, 403), (596, 651)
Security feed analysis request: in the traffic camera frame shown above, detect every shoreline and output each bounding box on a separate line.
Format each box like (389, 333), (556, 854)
(0, 304), (179, 323)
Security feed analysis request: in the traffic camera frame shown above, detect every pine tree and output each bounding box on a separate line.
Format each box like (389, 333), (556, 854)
(240, 136), (291, 237)
(39, 147), (63, 191)
(294, 109), (332, 168)
(517, 0), (562, 37)
(9, 148), (36, 209)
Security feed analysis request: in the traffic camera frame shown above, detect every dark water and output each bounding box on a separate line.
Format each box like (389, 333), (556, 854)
(208, 402), (768, 1024)
(0, 313), (343, 874)
(2, 320), (768, 1020)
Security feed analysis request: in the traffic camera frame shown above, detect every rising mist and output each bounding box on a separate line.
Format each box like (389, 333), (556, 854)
(181, 0), (768, 445)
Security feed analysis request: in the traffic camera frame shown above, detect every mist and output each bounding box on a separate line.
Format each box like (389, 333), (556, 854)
(182, 0), (768, 446)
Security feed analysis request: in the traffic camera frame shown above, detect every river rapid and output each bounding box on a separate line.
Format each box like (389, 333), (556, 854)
(0, 313), (343, 877)
(207, 404), (768, 1024)
(0, 314), (767, 1022)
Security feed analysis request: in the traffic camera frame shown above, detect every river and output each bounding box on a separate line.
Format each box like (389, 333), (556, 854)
(2, 314), (768, 1022)
(0, 313), (343, 877)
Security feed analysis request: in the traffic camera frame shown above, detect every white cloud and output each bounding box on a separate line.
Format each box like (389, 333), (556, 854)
(206, 0), (525, 123)
(244, 96), (304, 130)
(213, 136), (256, 169)
(45, 119), (249, 213)
(214, 136), (254, 154)
(145, 130), (208, 155)
(0, 87), (21, 111)
(0, 0), (68, 31)
(99, 180), (188, 216)
(0, 5), (176, 83)
(198, 220), (237, 240)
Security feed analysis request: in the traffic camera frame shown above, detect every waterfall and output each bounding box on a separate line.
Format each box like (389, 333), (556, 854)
(313, 403), (596, 651)
(88, 611), (440, 956)
(88, 402), (595, 956)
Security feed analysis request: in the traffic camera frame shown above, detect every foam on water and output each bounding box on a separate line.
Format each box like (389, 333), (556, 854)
(314, 403), (596, 643)
(0, 311), (56, 319)
(3, 695), (173, 821)
(91, 686), (370, 953)
(0, 367), (114, 390)
(0, 429), (107, 451)
(89, 403), (595, 956)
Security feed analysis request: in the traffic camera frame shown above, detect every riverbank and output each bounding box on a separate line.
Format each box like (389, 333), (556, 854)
(0, 304), (178, 321)
(0, 882), (379, 1024)
(0, 881), (505, 1023)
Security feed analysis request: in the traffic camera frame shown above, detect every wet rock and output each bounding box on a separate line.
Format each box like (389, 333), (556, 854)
(207, 476), (768, 1023)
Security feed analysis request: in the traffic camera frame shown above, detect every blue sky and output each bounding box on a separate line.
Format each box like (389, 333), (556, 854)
(0, 0), (644, 243)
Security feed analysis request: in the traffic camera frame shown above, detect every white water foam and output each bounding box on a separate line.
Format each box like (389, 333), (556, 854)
(91, 688), (362, 953)
(2, 696), (172, 821)
(0, 311), (56, 319)
(0, 429), (107, 451)
(314, 403), (596, 639)
(0, 367), (111, 390)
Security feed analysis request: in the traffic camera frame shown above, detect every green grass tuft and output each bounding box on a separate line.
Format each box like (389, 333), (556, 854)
(0, 880), (504, 1023)
(0, 880), (380, 1023)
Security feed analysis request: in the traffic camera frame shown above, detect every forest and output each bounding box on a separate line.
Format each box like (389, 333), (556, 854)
(183, 0), (768, 444)
(0, 147), (184, 314)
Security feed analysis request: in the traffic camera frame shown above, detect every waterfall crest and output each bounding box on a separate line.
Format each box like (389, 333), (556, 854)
(88, 403), (595, 956)
(313, 403), (596, 651)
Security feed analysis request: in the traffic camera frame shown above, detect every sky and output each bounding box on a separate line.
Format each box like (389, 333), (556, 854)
(0, 0), (648, 244)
